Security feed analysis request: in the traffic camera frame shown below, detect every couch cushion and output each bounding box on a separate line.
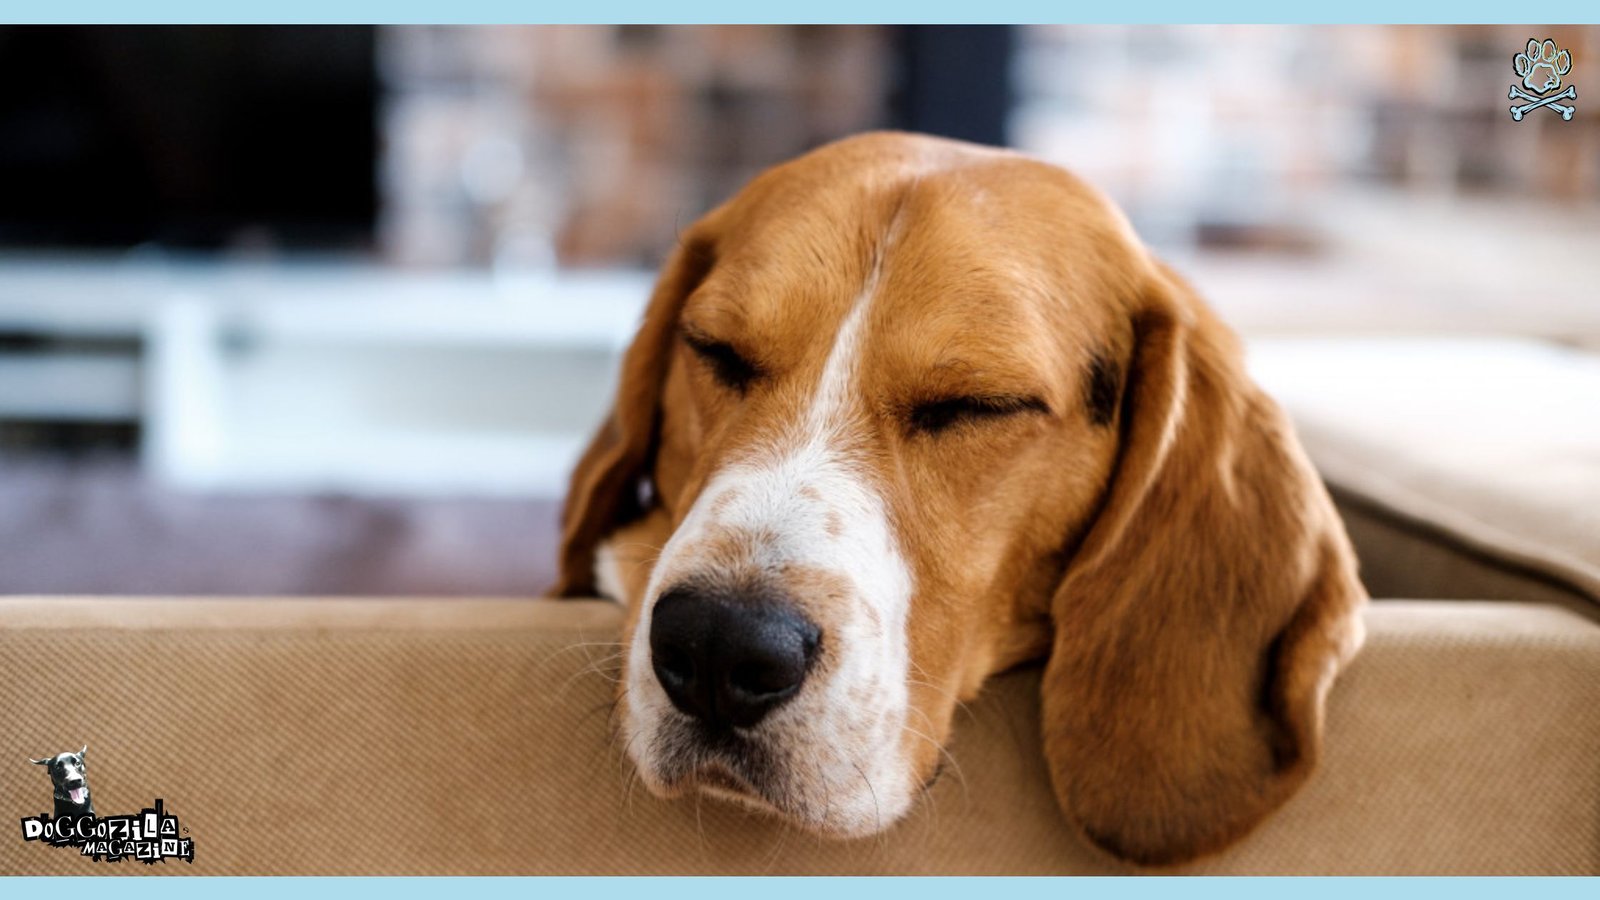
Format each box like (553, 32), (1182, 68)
(3, 597), (1597, 875)
(1251, 338), (1600, 609)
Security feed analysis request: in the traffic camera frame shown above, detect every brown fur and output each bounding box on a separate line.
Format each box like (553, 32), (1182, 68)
(552, 132), (1367, 866)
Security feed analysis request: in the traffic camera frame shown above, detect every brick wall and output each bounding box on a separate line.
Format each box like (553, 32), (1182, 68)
(379, 25), (891, 269)
(378, 25), (1600, 266)
(1013, 25), (1600, 249)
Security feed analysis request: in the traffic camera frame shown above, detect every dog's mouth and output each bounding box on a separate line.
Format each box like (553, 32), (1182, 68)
(648, 723), (782, 813)
(63, 785), (87, 804)
(690, 763), (766, 804)
(674, 762), (794, 822)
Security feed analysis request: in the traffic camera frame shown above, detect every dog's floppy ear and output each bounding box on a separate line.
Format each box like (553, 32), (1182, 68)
(1040, 262), (1367, 866)
(30, 756), (49, 765)
(550, 221), (720, 597)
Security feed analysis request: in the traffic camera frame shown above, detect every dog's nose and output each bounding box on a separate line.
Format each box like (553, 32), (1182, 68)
(648, 587), (821, 730)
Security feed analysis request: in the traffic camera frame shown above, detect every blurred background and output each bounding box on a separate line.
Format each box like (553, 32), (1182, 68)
(1, 24), (1597, 596)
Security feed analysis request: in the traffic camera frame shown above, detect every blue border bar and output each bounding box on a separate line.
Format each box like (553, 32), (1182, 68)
(3, 3), (1600, 24)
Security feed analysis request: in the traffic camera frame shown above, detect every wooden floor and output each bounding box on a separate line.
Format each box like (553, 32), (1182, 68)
(0, 455), (562, 596)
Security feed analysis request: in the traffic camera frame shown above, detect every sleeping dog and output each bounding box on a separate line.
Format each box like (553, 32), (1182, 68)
(31, 745), (94, 819)
(553, 132), (1368, 865)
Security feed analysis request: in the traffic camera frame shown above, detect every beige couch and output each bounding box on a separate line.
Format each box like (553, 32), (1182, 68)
(2, 590), (1597, 876)
(4, 337), (1598, 875)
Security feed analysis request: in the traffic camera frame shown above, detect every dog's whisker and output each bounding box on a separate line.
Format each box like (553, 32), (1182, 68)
(692, 786), (710, 865)
(535, 640), (626, 682)
(563, 649), (625, 675)
(848, 759), (887, 853)
(758, 798), (795, 873)
(609, 540), (666, 555)
(602, 696), (627, 742)
(902, 722), (969, 808)
(576, 697), (622, 734)
(618, 729), (647, 815)
(539, 639), (625, 663)
(906, 663), (977, 723)
(555, 652), (626, 697)
(899, 703), (969, 816)
(815, 755), (836, 852)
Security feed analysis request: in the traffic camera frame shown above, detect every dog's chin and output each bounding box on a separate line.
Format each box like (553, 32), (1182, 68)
(643, 766), (898, 839)
(631, 737), (915, 840)
(632, 732), (778, 812)
(676, 764), (784, 816)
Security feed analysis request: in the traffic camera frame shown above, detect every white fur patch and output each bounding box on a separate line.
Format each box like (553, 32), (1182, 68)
(592, 539), (626, 604)
(621, 240), (918, 835)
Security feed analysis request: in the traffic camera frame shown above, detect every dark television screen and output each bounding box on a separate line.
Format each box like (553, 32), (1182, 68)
(0, 26), (377, 252)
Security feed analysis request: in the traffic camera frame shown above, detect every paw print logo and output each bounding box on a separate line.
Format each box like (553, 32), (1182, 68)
(1517, 38), (1570, 92)
(1510, 38), (1576, 121)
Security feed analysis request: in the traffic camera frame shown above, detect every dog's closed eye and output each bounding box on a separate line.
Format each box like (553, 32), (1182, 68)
(682, 328), (762, 394)
(907, 394), (1050, 436)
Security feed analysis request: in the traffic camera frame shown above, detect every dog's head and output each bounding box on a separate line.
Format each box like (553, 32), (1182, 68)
(31, 745), (91, 809)
(553, 132), (1366, 865)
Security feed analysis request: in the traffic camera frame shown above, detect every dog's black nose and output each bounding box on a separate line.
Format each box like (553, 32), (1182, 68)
(648, 587), (821, 730)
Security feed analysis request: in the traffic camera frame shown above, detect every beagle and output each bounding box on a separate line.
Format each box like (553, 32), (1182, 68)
(553, 132), (1367, 866)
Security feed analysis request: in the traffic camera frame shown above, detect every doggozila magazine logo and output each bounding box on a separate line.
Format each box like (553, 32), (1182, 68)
(18, 745), (196, 865)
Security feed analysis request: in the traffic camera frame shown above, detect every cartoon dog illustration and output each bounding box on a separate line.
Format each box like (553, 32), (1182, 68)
(30, 745), (94, 818)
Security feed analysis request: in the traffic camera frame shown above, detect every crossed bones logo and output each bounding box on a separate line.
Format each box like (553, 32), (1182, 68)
(1510, 38), (1576, 121)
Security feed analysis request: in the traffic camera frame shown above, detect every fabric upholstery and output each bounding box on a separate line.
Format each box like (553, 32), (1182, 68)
(4, 597), (1597, 875)
(1252, 337), (1600, 607)
(1333, 489), (1600, 619)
